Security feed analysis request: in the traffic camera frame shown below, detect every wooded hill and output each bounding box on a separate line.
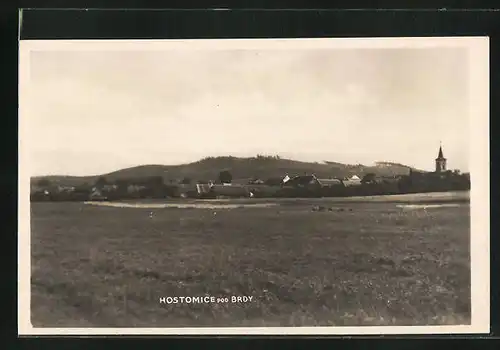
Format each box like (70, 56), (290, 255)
(31, 155), (421, 187)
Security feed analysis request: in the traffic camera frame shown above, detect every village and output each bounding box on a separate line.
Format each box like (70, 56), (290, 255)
(30, 146), (470, 202)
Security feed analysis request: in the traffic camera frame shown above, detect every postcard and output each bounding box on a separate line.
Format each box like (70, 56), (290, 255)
(18, 36), (490, 335)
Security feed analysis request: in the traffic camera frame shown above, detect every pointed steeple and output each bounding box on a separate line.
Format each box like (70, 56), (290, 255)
(436, 141), (445, 160)
(437, 146), (444, 159)
(435, 142), (447, 173)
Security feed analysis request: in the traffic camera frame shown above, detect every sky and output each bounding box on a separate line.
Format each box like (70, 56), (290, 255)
(22, 40), (472, 176)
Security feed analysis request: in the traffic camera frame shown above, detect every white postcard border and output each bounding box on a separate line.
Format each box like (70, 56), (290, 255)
(18, 36), (490, 335)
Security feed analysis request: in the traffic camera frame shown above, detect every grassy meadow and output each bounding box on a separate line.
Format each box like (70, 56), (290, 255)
(30, 192), (470, 327)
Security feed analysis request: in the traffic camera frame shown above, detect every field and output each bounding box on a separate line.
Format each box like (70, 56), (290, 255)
(30, 191), (471, 327)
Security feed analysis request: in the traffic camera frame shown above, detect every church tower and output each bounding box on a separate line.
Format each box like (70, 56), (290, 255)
(435, 143), (447, 173)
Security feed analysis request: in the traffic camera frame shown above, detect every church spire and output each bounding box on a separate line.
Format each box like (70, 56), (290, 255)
(437, 144), (444, 159)
(435, 142), (447, 173)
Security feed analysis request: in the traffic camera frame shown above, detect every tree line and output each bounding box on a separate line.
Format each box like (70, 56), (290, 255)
(31, 170), (235, 201)
(31, 169), (470, 202)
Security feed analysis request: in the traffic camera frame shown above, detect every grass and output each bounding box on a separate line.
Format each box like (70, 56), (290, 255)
(30, 192), (471, 327)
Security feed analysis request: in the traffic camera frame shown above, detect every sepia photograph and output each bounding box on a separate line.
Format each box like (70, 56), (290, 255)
(18, 37), (489, 335)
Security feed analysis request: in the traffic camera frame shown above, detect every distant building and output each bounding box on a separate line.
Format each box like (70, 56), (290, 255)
(282, 175), (291, 184)
(338, 175), (362, 186)
(342, 176), (362, 187)
(435, 144), (447, 173)
(209, 184), (250, 198)
(56, 185), (75, 193)
(196, 183), (212, 195)
(283, 174), (343, 188)
(318, 178), (344, 187)
(90, 188), (107, 200)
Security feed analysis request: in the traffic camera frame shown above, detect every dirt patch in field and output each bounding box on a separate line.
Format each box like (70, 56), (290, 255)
(84, 201), (277, 209)
(396, 204), (463, 210)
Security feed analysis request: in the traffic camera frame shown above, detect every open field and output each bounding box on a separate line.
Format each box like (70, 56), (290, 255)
(30, 191), (470, 327)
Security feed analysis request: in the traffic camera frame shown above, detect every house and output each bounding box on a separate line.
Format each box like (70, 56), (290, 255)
(176, 182), (217, 198)
(56, 185), (76, 193)
(283, 175), (343, 188)
(282, 175), (318, 188)
(264, 177), (287, 186)
(318, 178), (343, 187)
(342, 175), (362, 187)
(196, 183), (212, 195)
(90, 188), (107, 201)
(209, 184), (250, 198)
(282, 175), (291, 184)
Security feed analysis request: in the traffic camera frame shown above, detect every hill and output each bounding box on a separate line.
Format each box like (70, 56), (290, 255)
(31, 156), (422, 187)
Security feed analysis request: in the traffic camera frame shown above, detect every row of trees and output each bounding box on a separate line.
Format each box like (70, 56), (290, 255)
(31, 170), (236, 202)
(31, 169), (470, 202)
(34, 170), (405, 193)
